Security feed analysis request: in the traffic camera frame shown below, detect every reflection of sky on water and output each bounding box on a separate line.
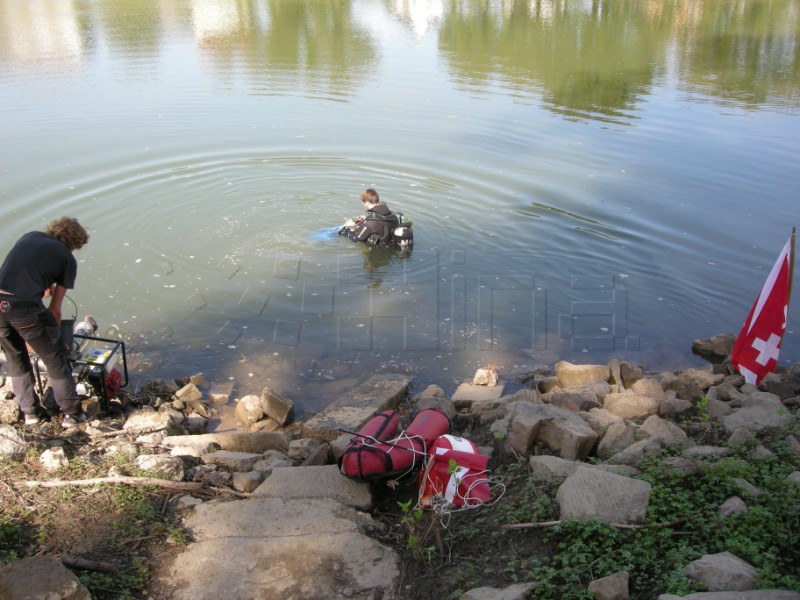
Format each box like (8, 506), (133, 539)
(2, 0), (799, 117)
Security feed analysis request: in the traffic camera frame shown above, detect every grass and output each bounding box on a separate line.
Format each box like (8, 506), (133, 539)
(0, 425), (191, 600)
(373, 412), (800, 600)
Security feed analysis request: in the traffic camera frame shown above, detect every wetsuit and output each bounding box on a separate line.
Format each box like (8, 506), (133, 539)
(342, 203), (399, 246)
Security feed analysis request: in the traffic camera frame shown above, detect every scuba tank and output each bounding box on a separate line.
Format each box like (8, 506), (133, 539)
(392, 212), (413, 247)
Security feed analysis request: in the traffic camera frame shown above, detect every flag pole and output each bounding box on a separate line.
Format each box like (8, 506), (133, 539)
(789, 227), (796, 302)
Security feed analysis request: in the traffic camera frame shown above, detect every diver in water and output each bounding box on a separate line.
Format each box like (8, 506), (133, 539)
(339, 188), (413, 248)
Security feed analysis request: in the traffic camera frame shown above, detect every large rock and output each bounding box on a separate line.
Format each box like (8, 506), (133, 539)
(639, 415), (693, 449)
(234, 394), (264, 427)
(597, 421), (635, 459)
(123, 410), (183, 435)
(0, 424), (27, 459)
(459, 582), (535, 600)
(303, 374), (410, 441)
(721, 396), (795, 436)
(0, 555), (91, 600)
(451, 383), (506, 409)
(0, 398), (19, 425)
(554, 361), (610, 388)
(262, 386), (294, 425)
(588, 570), (629, 600)
(135, 454), (185, 481)
(529, 455), (581, 483)
(604, 392), (660, 419)
(502, 402), (597, 460)
(692, 333), (736, 363)
(556, 465), (651, 525)
(685, 551), (759, 592)
(659, 592), (800, 600)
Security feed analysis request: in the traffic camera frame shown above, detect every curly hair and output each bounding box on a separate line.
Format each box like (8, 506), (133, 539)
(45, 217), (89, 251)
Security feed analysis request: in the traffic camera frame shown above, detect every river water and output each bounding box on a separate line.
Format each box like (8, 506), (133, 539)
(2, 0), (799, 413)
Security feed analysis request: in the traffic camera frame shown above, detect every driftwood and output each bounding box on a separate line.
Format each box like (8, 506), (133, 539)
(17, 476), (204, 493)
(61, 555), (117, 573)
(502, 514), (702, 531)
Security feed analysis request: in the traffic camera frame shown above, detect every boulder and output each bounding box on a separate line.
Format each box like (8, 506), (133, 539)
(604, 392), (660, 419)
(692, 333), (736, 363)
(262, 387), (294, 426)
(549, 389), (601, 412)
(659, 592), (800, 599)
(554, 361), (610, 388)
(40, 447), (69, 471)
(681, 367), (725, 391)
(459, 582), (535, 600)
(123, 410), (183, 435)
(721, 399), (795, 436)
(529, 455), (581, 484)
(0, 424), (28, 459)
(597, 421), (635, 459)
(639, 415), (693, 449)
(175, 383), (203, 404)
(717, 496), (748, 518)
(208, 381), (234, 405)
(303, 374), (410, 441)
(631, 378), (667, 402)
(235, 394), (264, 427)
(581, 408), (624, 437)
(135, 454), (185, 481)
(201, 450), (262, 471)
(685, 551), (759, 592)
(451, 383), (506, 409)
(502, 402), (597, 460)
(0, 398), (19, 425)
(0, 555), (91, 600)
(588, 570), (629, 600)
(606, 438), (663, 466)
(556, 466), (651, 525)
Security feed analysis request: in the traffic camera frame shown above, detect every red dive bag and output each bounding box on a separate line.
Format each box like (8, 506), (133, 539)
(340, 408), (450, 481)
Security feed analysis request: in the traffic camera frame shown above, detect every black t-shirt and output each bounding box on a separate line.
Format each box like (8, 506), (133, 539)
(0, 231), (77, 303)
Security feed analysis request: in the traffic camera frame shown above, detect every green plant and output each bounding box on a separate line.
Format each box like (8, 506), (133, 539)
(696, 394), (710, 421)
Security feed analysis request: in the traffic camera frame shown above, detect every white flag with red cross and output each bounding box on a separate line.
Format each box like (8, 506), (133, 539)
(731, 229), (795, 385)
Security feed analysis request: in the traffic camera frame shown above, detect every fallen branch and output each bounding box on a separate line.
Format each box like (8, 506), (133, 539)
(61, 555), (117, 573)
(501, 514), (703, 531)
(16, 476), (203, 493)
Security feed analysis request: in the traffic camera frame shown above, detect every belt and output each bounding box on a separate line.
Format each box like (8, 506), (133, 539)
(0, 293), (39, 312)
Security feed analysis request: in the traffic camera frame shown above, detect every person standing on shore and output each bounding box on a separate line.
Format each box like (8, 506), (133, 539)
(0, 217), (90, 428)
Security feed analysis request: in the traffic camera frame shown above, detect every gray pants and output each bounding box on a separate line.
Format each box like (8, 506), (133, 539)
(0, 298), (80, 416)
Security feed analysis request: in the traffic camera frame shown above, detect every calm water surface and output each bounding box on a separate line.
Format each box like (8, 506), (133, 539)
(2, 0), (799, 412)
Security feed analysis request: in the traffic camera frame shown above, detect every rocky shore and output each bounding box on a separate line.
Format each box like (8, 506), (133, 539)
(1, 333), (799, 600)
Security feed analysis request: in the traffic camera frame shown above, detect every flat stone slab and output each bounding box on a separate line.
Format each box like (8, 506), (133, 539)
(451, 383), (505, 408)
(161, 431), (291, 453)
(302, 374), (410, 441)
(253, 465), (373, 511)
(154, 496), (399, 600)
